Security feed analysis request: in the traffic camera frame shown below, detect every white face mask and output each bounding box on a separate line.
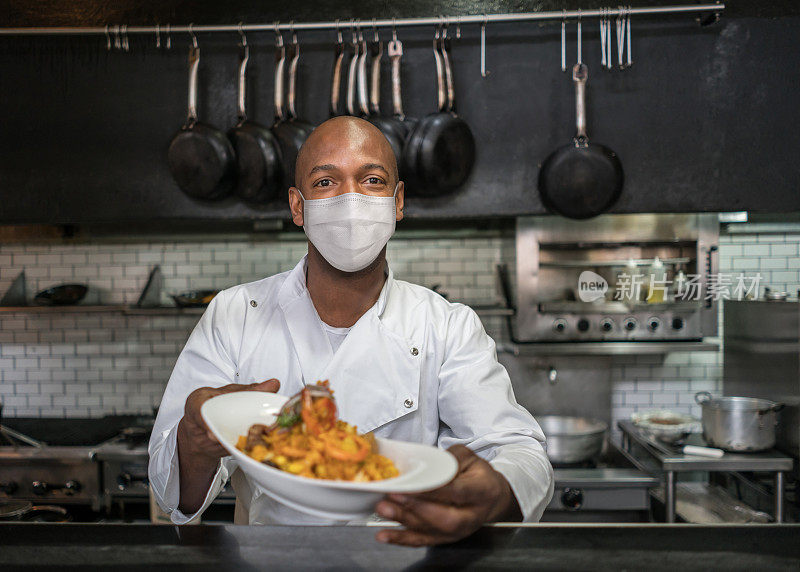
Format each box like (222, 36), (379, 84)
(297, 184), (399, 273)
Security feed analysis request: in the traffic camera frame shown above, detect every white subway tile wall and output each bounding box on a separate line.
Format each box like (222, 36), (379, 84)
(609, 227), (800, 432)
(1, 226), (797, 420)
(0, 235), (510, 417)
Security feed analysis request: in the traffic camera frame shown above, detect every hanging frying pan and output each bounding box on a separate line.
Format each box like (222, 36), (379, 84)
(228, 34), (282, 203)
(361, 31), (404, 164)
(538, 62), (623, 219)
(405, 28), (475, 196)
(167, 37), (235, 200)
(271, 31), (313, 188)
(401, 28), (446, 195)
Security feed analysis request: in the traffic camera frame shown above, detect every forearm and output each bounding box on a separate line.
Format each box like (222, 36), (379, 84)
(176, 418), (220, 515)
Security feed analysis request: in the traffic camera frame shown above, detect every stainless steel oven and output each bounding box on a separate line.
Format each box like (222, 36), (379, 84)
(514, 214), (719, 342)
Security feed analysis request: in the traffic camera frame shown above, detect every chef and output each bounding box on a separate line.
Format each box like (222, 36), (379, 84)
(149, 116), (553, 546)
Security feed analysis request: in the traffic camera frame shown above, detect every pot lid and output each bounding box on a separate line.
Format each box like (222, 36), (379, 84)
(0, 500), (32, 519)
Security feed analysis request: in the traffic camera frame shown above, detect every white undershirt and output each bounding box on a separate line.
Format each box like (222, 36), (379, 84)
(321, 321), (351, 354)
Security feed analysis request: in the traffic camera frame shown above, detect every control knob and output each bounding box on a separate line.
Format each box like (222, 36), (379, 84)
(672, 317), (685, 330)
(647, 317), (661, 332)
(552, 319), (567, 334)
(0, 481), (18, 494)
(623, 318), (637, 331)
(561, 487), (584, 511)
(32, 480), (82, 496)
(577, 319), (590, 332)
(600, 318), (614, 333)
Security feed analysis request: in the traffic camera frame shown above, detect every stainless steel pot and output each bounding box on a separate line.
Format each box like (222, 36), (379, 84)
(695, 391), (784, 452)
(538, 415), (607, 464)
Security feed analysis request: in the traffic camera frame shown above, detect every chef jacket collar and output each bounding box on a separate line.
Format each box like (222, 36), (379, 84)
(277, 254), (394, 318)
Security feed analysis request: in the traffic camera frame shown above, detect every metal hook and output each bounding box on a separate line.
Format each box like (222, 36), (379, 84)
(188, 23), (197, 48)
(336, 19), (342, 44)
(577, 10), (582, 65)
(392, 18), (397, 42)
(274, 21), (283, 47)
(480, 14), (488, 77)
(105, 25), (111, 51)
(350, 18), (357, 45)
(372, 18), (378, 42)
(112, 25), (121, 50)
(600, 8), (606, 68)
(156, 23), (161, 48)
(456, 16), (461, 39)
(616, 6), (625, 69)
(121, 24), (129, 51)
(165, 23), (171, 49)
(626, 5), (633, 67)
(561, 10), (566, 72)
(606, 8), (613, 69)
(238, 22), (247, 47)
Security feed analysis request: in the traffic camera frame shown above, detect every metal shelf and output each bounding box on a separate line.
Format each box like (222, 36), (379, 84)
(509, 340), (719, 356)
(0, 305), (206, 315)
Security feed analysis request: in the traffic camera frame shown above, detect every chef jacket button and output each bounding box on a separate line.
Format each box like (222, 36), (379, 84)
(404, 398), (414, 408)
(410, 347), (419, 356)
(250, 300), (258, 307)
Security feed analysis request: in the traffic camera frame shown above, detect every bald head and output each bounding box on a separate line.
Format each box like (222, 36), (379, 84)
(295, 116), (399, 188)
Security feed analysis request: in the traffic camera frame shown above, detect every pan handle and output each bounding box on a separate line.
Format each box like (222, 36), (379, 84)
(237, 43), (249, 123)
(369, 38), (383, 115)
(357, 34), (370, 116)
(388, 38), (405, 120)
(695, 391), (712, 405)
(440, 31), (456, 114)
(273, 35), (286, 123)
(329, 37), (346, 116)
(346, 31), (360, 116)
(286, 33), (301, 120)
(432, 27), (445, 112)
(572, 62), (588, 143)
(186, 45), (200, 126)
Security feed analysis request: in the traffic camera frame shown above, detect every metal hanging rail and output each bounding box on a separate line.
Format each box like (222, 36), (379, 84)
(0, 4), (724, 36)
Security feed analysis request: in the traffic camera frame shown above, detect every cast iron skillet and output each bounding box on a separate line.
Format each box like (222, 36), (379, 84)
(167, 42), (235, 200)
(538, 63), (624, 219)
(403, 30), (475, 196)
(359, 34), (404, 165)
(272, 32), (315, 188)
(228, 39), (282, 203)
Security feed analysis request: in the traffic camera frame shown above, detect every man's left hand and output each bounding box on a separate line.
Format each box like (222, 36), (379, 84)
(375, 445), (522, 547)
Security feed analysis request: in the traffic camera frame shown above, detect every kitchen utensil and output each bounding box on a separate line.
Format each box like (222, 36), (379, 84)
(403, 27), (475, 196)
(0, 271), (27, 306)
(171, 289), (218, 308)
(387, 30), (416, 140)
(167, 39), (235, 200)
(228, 32), (282, 203)
(538, 61), (623, 219)
(682, 445), (724, 458)
(538, 415), (607, 464)
(272, 30), (314, 189)
(33, 284), (88, 306)
(363, 30), (405, 165)
(631, 409), (700, 444)
(329, 26), (347, 117)
(695, 391), (784, 452)
(201, 391), (458, 520)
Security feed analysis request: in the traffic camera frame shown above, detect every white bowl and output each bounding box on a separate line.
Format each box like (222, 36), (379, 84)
(201, 391), (458, 520)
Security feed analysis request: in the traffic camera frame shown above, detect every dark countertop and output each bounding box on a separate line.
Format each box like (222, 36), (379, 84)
(1, 523), (799, 571)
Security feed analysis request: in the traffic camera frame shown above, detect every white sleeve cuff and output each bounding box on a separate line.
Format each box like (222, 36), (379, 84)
(490, 446), (554, 523)
(149, 424), (232, 525)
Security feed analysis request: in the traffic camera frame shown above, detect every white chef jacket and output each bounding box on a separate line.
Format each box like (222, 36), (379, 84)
(148, 255), (553, 525)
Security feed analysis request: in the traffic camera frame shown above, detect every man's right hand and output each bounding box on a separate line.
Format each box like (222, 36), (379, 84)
(176, 379), (280, 514)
